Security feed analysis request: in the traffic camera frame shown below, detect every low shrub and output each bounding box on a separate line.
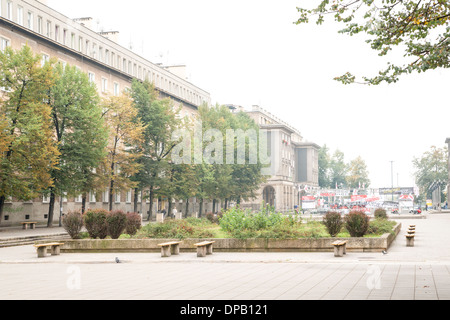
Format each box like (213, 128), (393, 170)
(107, 210), (128, 239)
(323, 211), (343, 237)
(125, 212), (142, 236)
(344, 210), (370, 237)
(83, 209), (108, 239)
(62, 210), (84, 239)
(137, 219), (215, 240)
(374, 208), (388, 220)
(368, 219), (397, 235)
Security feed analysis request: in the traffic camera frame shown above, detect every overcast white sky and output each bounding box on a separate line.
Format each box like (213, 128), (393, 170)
(47, 0), (450, 189)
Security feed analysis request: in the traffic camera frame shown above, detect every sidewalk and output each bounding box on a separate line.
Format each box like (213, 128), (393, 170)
(1, 213), (450, 300)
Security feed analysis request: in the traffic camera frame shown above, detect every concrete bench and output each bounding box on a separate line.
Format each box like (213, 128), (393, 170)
(406, 234), (415, 247)
(33, 242), (64, 258)
(157, 241), (181, 257)
(194, 241), (215, 257)
(22, 222), (37, 230)
(332, 240), (348, 257)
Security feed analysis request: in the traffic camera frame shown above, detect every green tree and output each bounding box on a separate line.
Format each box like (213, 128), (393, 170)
(45, 64), (108, 226)
(346, 156), (371, 189)
(296, 0), (450, 85)
(318, 144), (332, 188)
(130, 79), (181, 219)
(0, 46), (59, 223)
(413, 145), (448, 199)
(330, 149), (348, 189)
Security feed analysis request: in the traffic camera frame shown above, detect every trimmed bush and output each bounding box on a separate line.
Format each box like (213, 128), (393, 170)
(83, 209), (108, 239)
(125, 212), (142, 236)
(374, 208), (388, 220)
(62, 210), (84, 239)
(107, 210), (128, 239)
(344, 210), (370, 237)
(323, 211), (343, 237)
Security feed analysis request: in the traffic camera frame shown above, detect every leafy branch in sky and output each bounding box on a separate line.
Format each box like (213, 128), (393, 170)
(296, 0), (450, 84)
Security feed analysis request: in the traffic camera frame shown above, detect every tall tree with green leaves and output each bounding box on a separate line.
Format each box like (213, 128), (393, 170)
(330, 149), (348, 189)
(318, 144), (332, 188)
(296, 1), (450, 85)
(130, 79), (181, 219)
(0, 46), (59, 223)
(413, 145), (448, 199)
(346, 156), (371, 189)
(45, 64), (108, 226)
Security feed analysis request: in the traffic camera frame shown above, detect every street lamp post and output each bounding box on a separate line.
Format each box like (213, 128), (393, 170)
(390, 161), (394, 201)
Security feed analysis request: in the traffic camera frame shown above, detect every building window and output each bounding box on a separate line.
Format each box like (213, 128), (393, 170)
(1, 38), (10, 51)
(101, 78), (108, 93)
(113, 82), (120, 96)
(7, 1), (13, 20)
(92, 43), (97, 58)
(41, 54), (50, 66)
(46, 20), (51, 37)
(78, 37), (83, 52)
(17, 6), (23, 25)
(27, 12), (33, 30)
(88, 72), (95, 83)
(37, 16), (43, 34)
(55, 25), (60, 42)
(71, 33), (75, 49)
(89, 191), (96, 203)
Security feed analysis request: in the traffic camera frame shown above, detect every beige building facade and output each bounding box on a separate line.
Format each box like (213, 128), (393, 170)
(235, 105), (320, 213)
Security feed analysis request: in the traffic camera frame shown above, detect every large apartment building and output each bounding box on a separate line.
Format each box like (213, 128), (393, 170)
(230, 105), (320, 213)
(0, 0), (211, 225)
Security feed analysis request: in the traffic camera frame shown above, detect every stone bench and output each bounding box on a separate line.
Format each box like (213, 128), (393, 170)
(194, 241), (215, 257)
(332, 240), (348, 257)
(22, 222), (37, 230)
(33, 242), (64, 258)
(157, 241), (181, 257)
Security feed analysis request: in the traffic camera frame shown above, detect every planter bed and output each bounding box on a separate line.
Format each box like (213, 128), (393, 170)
(40, 222), (401, 254)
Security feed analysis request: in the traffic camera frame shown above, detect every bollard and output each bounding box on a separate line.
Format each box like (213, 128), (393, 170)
(406, 235), (414, 247)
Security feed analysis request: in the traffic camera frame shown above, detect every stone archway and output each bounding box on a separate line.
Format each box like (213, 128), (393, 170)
(263, 186), (276, 208)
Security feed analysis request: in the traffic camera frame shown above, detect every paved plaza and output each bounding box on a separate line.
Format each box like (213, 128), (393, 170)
(1, 213), (450, 301)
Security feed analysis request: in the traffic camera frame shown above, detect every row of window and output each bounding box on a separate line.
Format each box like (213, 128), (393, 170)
(0, 0), (207, 105)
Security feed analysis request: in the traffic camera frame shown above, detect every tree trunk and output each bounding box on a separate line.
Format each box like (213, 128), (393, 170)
(212, 199), (216, 214)
(108, 179), (114, 211)
(148, 186), (154, 221)
(47, 189), (56, 228)
(81, 193), (87, 214)
(168, 197), (173, 219)
(133, 187), (139, 213)
(199, 198), (203, 218)
(185, 198), (189, 218)
(0, 195), (5, 225)
(224, 198), (228, 211)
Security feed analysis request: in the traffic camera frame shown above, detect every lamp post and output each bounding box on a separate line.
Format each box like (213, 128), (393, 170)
(390, 161), (394, 201)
